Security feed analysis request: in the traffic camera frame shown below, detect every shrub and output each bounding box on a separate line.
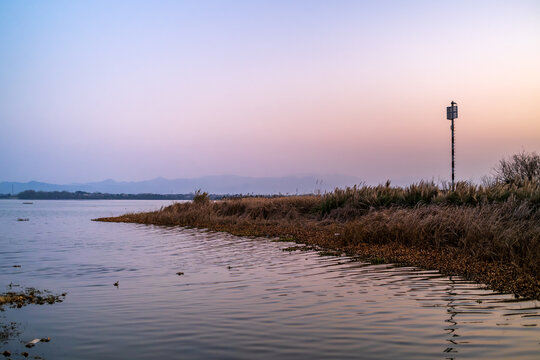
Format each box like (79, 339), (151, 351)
(493, 151), (540, 186)
(193, 189), (210, 205)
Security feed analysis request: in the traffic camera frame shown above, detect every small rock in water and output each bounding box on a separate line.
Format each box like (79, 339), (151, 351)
(227, 266), (232, 269)
(40, 337), (50, 342)
(12, 265), (21, 268)
(2, 350), (11, 357)
(21, 351), (29, 357)
(113, 281), (119, 287)
(176, 272), (184, 276)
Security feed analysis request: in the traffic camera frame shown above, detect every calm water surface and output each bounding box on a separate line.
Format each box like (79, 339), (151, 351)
(0, 200), (538, 359)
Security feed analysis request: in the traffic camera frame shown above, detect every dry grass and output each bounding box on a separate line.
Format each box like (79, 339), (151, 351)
(320, 180), (540, 216)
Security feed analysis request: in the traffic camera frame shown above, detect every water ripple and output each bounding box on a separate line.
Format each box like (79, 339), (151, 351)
(0, 200), (538, 360)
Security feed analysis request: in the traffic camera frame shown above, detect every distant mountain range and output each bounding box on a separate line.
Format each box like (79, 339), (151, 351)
(0, 175), (363, 195)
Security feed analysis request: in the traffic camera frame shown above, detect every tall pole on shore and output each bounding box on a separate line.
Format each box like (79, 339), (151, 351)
(451, 117), (455, 189)
(446, 101), (458, 191)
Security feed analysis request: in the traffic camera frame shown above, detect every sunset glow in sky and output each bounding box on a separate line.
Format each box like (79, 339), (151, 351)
(1, 0), (539, 184)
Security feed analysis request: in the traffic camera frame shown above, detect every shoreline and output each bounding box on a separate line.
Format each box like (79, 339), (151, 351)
(96, 199), (540, 299)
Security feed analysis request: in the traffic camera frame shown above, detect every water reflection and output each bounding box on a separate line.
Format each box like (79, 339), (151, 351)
(444, 276), (458, 359)
(0, 200), (538, 360)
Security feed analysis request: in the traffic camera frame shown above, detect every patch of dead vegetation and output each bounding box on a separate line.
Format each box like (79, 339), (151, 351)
(0, 288), (66, 311)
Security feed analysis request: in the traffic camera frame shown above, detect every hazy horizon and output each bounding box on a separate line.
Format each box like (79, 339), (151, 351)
(1, 0), (539, 184)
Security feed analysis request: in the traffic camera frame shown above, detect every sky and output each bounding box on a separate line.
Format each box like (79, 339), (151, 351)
(1, 0), (539, 184)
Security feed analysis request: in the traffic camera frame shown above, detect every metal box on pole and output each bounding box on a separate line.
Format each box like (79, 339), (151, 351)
(446, 104), (458, 120)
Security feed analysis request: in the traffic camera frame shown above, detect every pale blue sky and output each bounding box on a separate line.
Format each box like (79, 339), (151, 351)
(1, 0), (539, 183)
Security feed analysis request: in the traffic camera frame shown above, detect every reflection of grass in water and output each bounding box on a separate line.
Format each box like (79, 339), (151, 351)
(370, 257), (386, 265)
(281, 245), (343, 257)
(282, 246), (304, 252)
(273, 235), (297, 243)
(318, 250), (341, 257)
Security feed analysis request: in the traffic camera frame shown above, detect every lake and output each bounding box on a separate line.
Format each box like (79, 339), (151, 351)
(1, 200), (538, 359)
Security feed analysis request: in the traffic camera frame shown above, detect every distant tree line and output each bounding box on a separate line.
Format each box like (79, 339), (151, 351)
(14, 190), (225, 200)
(0, 190), (287, 200)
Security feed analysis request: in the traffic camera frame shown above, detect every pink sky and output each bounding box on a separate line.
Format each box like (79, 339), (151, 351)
(1, 0), (539, 184)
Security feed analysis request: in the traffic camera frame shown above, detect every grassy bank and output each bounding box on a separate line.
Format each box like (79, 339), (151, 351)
(95, 178), (540, 299)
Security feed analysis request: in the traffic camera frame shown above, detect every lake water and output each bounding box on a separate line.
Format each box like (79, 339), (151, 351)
(0, 200), (539, 359)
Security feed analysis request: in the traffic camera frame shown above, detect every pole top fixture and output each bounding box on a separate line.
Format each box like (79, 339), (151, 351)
(446, 102), (458, 120)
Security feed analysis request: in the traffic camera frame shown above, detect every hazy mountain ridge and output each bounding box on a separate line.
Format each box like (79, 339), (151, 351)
(0, 175), (362, 195)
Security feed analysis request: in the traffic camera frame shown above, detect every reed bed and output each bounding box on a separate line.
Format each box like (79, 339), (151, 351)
(320, 180), (540, 216)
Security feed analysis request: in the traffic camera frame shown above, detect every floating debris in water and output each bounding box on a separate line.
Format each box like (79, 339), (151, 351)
(21, 351), (29, 357)
(25, 338), (41, 348)
(0, 288), (66, 310)
(113, 281), (119, 287)
(176, 272), (184, 276)
(282, 245), (315, 252)
(12, 265), (21, 268)
(17, 218), (29, 222)
(0, 322), (19, 342)
(2, 350), (10, 357)
(22, 202), (33, 205)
